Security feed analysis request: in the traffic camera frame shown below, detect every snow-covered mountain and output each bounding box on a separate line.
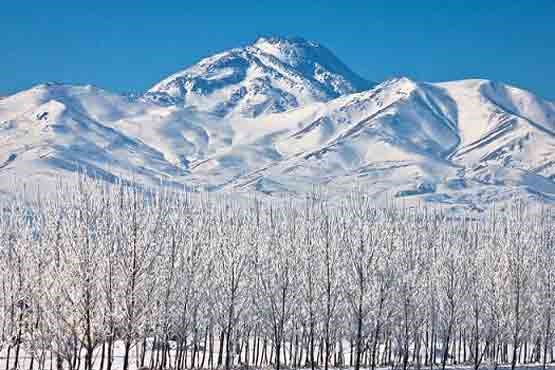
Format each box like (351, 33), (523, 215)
(1, 37), (554, 210)
(215, 78), (555, 208)
(0, 83), (194, 189)
(146, 36), (372, 117)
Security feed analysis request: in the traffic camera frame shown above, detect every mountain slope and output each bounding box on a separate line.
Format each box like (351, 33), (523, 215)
(146, 36), (372, 117)
(1, 77), (554, 209)
(185, 77), (555, 207)
(0, 83), (193, 190)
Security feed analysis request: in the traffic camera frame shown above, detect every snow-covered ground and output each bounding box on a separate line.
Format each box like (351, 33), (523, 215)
(2, 341), (554, 370)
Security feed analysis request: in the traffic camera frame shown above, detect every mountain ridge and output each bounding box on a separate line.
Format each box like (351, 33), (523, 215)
(145, 36), (373, 117)
(1, 36), (554, 211)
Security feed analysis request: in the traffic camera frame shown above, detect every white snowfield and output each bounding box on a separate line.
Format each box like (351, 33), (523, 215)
(1, 37), (555, 210)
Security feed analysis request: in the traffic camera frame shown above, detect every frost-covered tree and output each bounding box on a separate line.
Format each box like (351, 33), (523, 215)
(393, 215), (426, 370)
(212, 203), (253, 370)
(435, 219), (467, 370)
(536, 209), (555, 369)
(317, 207), (344, 370)
(255, 205), (300, 370)
(341, 193), (382, 370)
(114, 186), (165, 370)
(1, 178), (555, 370)
(502, 202), (538, 370)
(0, 200), (34, 370)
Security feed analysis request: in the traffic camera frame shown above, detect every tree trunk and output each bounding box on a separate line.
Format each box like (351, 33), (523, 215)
(355, 303), (363, 370)
(544, 311), (551, 370)
(5, 346), (11, 370)
(201, 327), (209, 369)
(99, 342), (106, 370)
(106, 336), (114, 370)
(123, 339), (132, 370)
(217, 330), (225, 367)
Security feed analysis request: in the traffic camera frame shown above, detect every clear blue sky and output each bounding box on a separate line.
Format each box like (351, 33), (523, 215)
(2, 1), (554, 99)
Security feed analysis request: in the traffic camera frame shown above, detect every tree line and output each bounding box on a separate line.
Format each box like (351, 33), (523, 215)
(1, 178), (555, 370)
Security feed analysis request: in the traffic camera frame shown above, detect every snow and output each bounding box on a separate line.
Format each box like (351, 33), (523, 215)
(147, 36), (372, 118)
(4, 344), (555, 370)
(0, 37), (555, 210)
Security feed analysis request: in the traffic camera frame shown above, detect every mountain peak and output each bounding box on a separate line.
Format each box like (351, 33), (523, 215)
(146, 36), (372, 117)
(252, 35), (320, 50)
(250, 35), (330, 68)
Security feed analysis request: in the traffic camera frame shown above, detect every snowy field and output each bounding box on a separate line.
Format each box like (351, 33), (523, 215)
(3, 341), (555, 370)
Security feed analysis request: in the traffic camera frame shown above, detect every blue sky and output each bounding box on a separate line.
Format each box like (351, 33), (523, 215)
(2, 1), (554, 99)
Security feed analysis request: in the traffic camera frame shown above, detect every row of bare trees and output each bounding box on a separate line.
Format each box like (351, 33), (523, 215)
(1, 178), (554, 370)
